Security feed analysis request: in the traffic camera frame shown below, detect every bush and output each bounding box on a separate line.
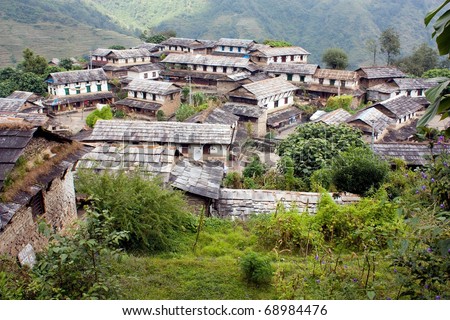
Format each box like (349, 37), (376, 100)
(86, 105), (113, 127)
(240, 252), (274, 285)
(243, 155), (266, 179)
(325, 95), (353, 111)
(223, 171), (243, 189)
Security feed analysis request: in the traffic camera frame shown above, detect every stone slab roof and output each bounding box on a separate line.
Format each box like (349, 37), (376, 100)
(160, 69), (228, 81)
(373, 143), (449, 166)
(236, 77), (298, 100)
(128, 63), (162, 73)
(162, 53), (251, 68)
(46, 69), (108, 85)
(314, 108), (352, 125)
(265, 63), (318, 75)
(43, 92), (114, 106)
(347, 107), (393, 134)
(6, 91), (34, 101)
(356, 66), (406, 79)
(106, 48), (152, 59)
(133, 43), (164, 52)
(114, 98), (162, 111)
(0, 113), (49, 127)
(315, 69), (358, 81)
(391, 78), (438, 90)
(221, 103), (266, 118)
(373, 95), (424, 119)
(85, 120), (235, 145)
(215, 189), (360, 218)
(91, 48), (112, 57)
(124, 79), (180, 95)
(0, 99), (26, 114)
(267, 106), (302, 127)
(186, 107), (239, 125)
(215, 38), (256, 48)
(169, 159), (224, 199)
(252, 46), (310, 57)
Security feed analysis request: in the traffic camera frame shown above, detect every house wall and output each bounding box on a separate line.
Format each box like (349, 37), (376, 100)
(267, 72), (313, 84)
(127, 70), (160, 80)
(164, 45), (192, 53)
(214, 46), (249, 54)
(0, 168), (77, 257)
(259, 92), (295, 110)
(107, 57), (151, 65)
(217, 80), (241, 95)
(176, 143), (229, 161)
(267, 55), (308, 64)
(311, 78), (358, 90)
(160, 92), (181, 116)
(48, 80), (109, 96)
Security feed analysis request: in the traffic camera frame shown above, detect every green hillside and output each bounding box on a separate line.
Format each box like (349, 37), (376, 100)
(0, 0), (140, 66)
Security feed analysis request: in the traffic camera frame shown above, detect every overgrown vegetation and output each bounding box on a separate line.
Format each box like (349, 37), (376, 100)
(85, 105), (113, 127)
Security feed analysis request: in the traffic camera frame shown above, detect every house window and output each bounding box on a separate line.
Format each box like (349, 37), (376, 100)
(125, 59), (128, 64)
(170, 93), (174, 100)
(221, 46), (225, 51)
(181, 144), (189, 154)
(97, 84), (102, 91)
(291, 55), (294, 61)
(152, 71), (157, 77)
(274, 100), (279, 108)
(213, 66), (217, 72)
(144, 73), (148, 79)
(143, 92), (147, 100)
(341, 80), (346, 88)
(407, 90), (411, 96)
(330, 79), (336, 86)
(284, 97), (289, 104)
(287, 74), (293, 81)
(142, 58), (145, 62)
(319, 78), (324, 85)
(238, 47), (242, 53)
(134, 92), (138, 98)
(64, 88), (70, 95)
(152, 94), (156, 101)
(229, 46), (233, 52)
(133, 58), (137, 62)
(76, 88), (80, 94)
(30, 190), (45, 218)
(300, 75), (305, 82)
(281, 56), (286, 62)
(274, 56), (278, 62)
(193, 65), (197, 71)
(203, 65), (207, 71)
(223, 67), (227, 73)
(418, 89), (423, 96)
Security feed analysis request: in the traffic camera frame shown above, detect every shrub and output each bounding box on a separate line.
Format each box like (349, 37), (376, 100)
(325, 95), (353, 111)
(223, 171), (243, 189)
(86, 105), (113, 127)
(240, 252), (274, 285)
(243, 155), (266, 179)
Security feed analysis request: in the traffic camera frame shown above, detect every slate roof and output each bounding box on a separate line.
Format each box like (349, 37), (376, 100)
(215, 38), (255, 48)
(0, 99), (26, 114)
(265, 63), (318, 75)
(267, 106), (303, 127)
(91, 48), (112, 57)
(372, 143), (449, 166)
(373, 95), (424, 119)
(42, 92), (114, 106)
(106, 48), (152, 59)
(0, 127), (36, 190)
(6, 91), (34, 101)
(114, 98), (162, 111)
(314, 108), (352, 125)
(161, 37), (202, 47)
(347, 107), (393, 134)
(391, 78), (437, 90)
(124, 79), (180, 95)
(162, 53), (252, 68)
(169, 159), (224, 199)
(240, 77), (298, 100)
(127, 63), (161, 73)
(76, 144), (176, 181)
(85, 120), (235, 145)
(46, 69), (108, 85)
(221, 103), (266, 118)
(356, 66), (406, 79)
(160, 69), (228, 81)
(215, 189), (360, 217)
(0, 113), (49, 127)
(185, 107), (239, 125)
(252, 46), (310, 57)
(366, 83), (397, 94)
(315, 69), (358, 81)
(133, 43), (164, 52)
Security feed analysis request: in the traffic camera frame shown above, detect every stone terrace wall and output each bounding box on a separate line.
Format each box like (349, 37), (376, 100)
(0, 167), (77, 257)
(213, 188), (359, 220)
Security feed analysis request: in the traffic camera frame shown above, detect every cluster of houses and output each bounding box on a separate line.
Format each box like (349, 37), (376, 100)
(0, 36), (448, 263)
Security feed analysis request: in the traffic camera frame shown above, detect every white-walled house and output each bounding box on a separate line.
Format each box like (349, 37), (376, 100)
(265, 63), (318, 83)
(213, 38), (256, 56)
(250, 46), (310, 65)
(366, 78), (437, 102)
(160, 38), (216, 54)
(127, 64), (161, 80)
(372, 95), (424, 127)
(44, 69), (113, 111)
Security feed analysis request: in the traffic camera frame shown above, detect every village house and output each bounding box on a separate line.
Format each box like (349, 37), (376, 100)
(0, 122), (89, 259)
(126, 63), (162, 80)
(312, 108), (352, 125)
(43, 69), (113, 112)
(216, 72), (272, 95)
(264, 63), (319, 84)
(250, 46), (310, 65)
(371, 95), (424, 127)
(160, 53), (260, 88)
(83, 120), (236, 163)
(114, 79), (181, 117)
(346, 107), (394, 142)
(356, 66), (406, 90)
(225, 77), (298, 136)
(213, 38), (256, 56)
(266, 106), (303, 132)
(186, 107), (240, 126)
(366, 78), (436, 102)
(161, 37), (216, 55)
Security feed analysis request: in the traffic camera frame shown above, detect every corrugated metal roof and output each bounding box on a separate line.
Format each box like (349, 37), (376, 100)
(265, 63), (318, 75)
(85, 120), (235, 145)
(170, 159), (223, 199)
(124, 79), (180, 95)
(47, 69), (108, 85)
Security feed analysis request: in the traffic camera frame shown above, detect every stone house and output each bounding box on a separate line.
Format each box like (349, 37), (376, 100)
(312, 108), (352, 125)
(356, 66), (406, 90)
(264, 63), (319, 84)
(371, 95), (424, 127)
(0, 123), (89, 258)
(126, 63), (161, 80)
(366, 78), (436, 102)
(216, 72), (272, 95)
(114, 79), (181, 117)
(83, 120), (236, 163)
(213, 38), (256, 56)
(90, 48), (154, 69)
(372, 143), (449, 166)
(250, 46), (310, 65)
(43, 69), (113, 112)
(346, 107), (394, 142)
(160, 37), (216, 55)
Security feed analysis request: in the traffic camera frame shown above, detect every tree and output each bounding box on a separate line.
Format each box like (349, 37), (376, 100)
(380, 28), (401, 65)
(365, 38), (378, 66)
(322, 48), (348, 70)
(108, 45), (126, 50)
(139, 28), (176, 43)
(418, 1), (450, 133)
(394, 43), (439, 76)
(59, 58), (73, 70)
(422, 68), (450, 78)
(277, 123), (366, 178)
(75, 170), (192, 252)
(331, 147), (389, 195)
(243, 155), (266, 179)
(263, 39), (293, 47)
(17, 48), (48, 75)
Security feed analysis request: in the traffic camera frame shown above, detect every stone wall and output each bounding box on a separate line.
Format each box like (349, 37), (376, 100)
(0, 167), (77, 257)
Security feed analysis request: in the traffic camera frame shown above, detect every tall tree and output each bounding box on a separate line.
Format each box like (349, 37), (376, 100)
(380, 28), (401, 65)
(365, 38), (378, 66)
(17, 48), (48, 75)
(322, 48), (349, 70)
(139, 28), (176, 44)
(395, 43), (439, 76)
